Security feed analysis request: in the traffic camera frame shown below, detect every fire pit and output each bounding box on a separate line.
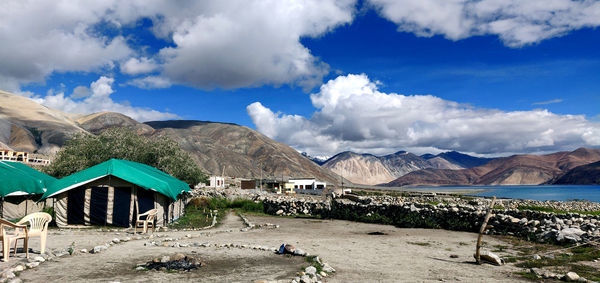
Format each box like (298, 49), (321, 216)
(140, 253), (205, 272)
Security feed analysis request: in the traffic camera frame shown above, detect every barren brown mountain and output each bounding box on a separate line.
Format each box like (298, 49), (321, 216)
(386, 148), (600, 186)
(0, 90), (85, 154)
(552, 160), (600, 185)
(145, 120), (346, 185)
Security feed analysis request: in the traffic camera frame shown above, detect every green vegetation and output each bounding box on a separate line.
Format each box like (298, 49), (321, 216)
(517, 205), (600, 216)
(498, 235), (600, 281)
(170, 197), (265, 229)
(45, 128), (207, 186)
(305, 255), (324, 273)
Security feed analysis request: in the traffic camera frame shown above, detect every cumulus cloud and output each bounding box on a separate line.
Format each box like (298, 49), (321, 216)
(34, 76), (178, 122)
(247, 74), (600, 156)
(369, 0), (600, 47)
(0, 0), (355, 92)
(71, 86), (91, 99)
(120, 57), (159, 75)
(156, 0), (355, 90)
(0, 1), (132, 91)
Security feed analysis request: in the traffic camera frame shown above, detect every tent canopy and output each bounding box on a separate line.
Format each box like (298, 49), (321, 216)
(0, 161), (57, 197)
(42, 159), (190, 200)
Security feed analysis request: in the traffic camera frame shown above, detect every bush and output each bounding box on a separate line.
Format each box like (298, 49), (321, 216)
(45, 128), (207, 186)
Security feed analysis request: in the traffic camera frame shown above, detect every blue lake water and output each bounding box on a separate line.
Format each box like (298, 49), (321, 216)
(414, 185), (600, 202)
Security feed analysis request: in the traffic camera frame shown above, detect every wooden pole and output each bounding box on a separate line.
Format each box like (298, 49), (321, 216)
(475, 196), (496, 264)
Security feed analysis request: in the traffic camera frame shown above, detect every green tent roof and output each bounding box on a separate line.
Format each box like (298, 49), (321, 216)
(42, 159), (190, 200)
(0, 161), (57, 197)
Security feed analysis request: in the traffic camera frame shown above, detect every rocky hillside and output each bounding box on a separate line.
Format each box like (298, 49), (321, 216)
(76, 112), (154, 135)
(552, 160), (600, 185)
(322, 151), (469, 185)
(0, 90), (85, 154)
(0, 90), (345, 185)
(386, 148), (600, 186)
(424, 151), (493, 168)
(146, 120), (345, 185)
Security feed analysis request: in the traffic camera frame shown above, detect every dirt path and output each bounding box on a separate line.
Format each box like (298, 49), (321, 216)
(12, 214), (526, 282)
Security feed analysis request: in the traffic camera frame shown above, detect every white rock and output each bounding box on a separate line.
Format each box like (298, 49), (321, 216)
(160, 255), (170, 263)
(305, 266), (317, 275)
(565, 272), (580, 282)
(92, 245), (108, 254)
(80, 249), (88, 253)
(112, 238), (120, 243)
(12, 265), (25, 272)
(25, 262), (39, 269)
(135, 266), (146, 271)
(33, 256), (46, 262)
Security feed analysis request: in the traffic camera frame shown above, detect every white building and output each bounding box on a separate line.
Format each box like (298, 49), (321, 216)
(209, 176), (225, 188)
(289, 178), (326, 190)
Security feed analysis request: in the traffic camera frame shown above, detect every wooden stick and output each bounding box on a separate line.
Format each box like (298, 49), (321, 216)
(475, 196), (496, 264)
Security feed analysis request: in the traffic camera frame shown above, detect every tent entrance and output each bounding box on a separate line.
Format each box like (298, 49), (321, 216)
(67, 188), (85, 225)
(112, 187), (132, 227)
(137, 188), (155, 214)
(89, 187), (108, 226)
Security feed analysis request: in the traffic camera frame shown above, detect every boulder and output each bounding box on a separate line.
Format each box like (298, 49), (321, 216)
(556, 228), (585, 242)
(92, 245), (108, 254)
(565, 272), (580, 282)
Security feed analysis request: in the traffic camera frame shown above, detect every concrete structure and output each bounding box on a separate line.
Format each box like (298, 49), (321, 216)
(0, 149), (50, 165)
(289, 178), (326, 190)
(209, 176), (225, 188)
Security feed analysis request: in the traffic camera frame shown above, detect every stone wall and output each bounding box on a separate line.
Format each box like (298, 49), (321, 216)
(258, 194), (600, 244)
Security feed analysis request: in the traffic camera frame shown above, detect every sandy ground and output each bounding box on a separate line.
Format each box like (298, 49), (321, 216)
(6, 213), (526, 282)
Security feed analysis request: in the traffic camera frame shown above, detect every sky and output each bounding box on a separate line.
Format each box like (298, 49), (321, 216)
(1, 0), (600, 157)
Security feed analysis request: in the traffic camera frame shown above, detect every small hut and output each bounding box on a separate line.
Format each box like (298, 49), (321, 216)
(0, 161), (56, 219)
(41, 159), (189, 228)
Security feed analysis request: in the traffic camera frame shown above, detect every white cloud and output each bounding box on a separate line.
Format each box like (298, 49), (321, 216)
(533, 98), (563, 105)
(247, 74), (600, 156)
(0, 0), (355, 92)
(0, 1), (132, 91)
(71, 86), (91, 99)
(120, 57), (159, 75)
(34, 76), (178, 122)
(156, 0), (355, 90)
(128, 76), (172, 89)
(369, 0), (600, 47)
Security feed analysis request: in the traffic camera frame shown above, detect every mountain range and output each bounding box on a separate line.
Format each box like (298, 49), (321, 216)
(0, 90), (344, 185)
(320, 150), (492, 185)
(2, 89), (599, 186)
(386, 148), (600, 186)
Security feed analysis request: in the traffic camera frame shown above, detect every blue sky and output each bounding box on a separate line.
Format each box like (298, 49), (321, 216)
(2, 1), (600, 156)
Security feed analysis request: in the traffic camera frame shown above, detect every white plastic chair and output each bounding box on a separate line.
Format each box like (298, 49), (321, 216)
(15, 212), (52, 254)
(135, 209), (158, 234)
(0, 219), (28, 262)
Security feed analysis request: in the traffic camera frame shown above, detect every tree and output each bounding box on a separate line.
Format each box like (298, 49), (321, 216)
(45, 128), (207, 186)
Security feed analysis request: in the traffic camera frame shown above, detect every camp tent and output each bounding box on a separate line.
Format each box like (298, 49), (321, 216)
(0, 161), (56, 219)
(42, 159), (190, 228)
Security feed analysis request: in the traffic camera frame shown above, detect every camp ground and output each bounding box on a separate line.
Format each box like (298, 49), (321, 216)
(0, 161), (56, 219)
(41, 159), (190, 228)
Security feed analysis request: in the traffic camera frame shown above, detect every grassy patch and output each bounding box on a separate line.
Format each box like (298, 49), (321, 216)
(305, 255), (323, 273)
(517, 205), (600, 216)
(514, 271), (542, 281)
(492, 245), (508, 252)
(569, 264), (600, 282)
(170, 197), (265, 229)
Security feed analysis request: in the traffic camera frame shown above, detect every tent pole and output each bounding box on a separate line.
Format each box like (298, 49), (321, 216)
(1, 196), (4, 219)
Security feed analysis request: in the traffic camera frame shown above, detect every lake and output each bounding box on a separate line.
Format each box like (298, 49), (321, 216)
(411, 185), (600, 202)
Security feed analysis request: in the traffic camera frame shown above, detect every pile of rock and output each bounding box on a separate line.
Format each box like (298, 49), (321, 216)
(137, 253), (204, 272)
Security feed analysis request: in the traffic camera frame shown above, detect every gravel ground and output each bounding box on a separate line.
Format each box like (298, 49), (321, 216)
(7, 212), (526, 282)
